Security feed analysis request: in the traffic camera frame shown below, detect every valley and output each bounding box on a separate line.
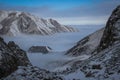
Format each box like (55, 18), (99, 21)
(2, 25), (103, 71)
(0, 4), (120, 80)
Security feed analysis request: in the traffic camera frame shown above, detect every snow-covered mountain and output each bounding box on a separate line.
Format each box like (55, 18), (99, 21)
(1, 5), (120, 80)
(66, 28), (104, 56)
(0, 11), (78, 36)
(66, 5), (120, 56)
(62, 5), (120, 80)
(96, 5), (120, 53)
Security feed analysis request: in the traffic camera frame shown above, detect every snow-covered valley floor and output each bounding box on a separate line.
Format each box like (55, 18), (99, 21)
(2, 25), (103, 71)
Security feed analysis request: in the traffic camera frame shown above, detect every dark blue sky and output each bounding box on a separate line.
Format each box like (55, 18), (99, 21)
(0, 0), (120, 25)
(0, 0), (103, 7)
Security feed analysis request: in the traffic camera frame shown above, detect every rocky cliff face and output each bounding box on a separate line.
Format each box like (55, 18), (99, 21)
(0, 11), (77, 36)
(97, 5), (120, 52)
(62, 5), (120, 80)
(66, 6), (120, 56)
(0, 37), (63, 80)
(0, 37), (31, 78)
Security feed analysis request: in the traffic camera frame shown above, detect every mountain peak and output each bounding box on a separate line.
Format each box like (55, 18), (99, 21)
(0, 10), (78, 36)
(97, 5), (120, 52)
(66, 5), (120, 56)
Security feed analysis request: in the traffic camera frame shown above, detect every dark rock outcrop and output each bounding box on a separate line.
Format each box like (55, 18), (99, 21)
(0, 37), (63, 80)
(97, 5), (120, 52)
(62, 5), (120, 80)
(77, 41), (120, 80)
(0, 37), (30, 78)
(8, 41), (31, 66)
(28, 46), (52, 53)
(66, 5), (120, 56)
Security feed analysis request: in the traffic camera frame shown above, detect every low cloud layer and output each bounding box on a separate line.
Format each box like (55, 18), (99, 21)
(52, 16), (108, 25)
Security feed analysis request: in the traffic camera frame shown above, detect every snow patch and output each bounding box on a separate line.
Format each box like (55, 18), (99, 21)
(9, 21), (21, 36)
(64, 69), (95, 80)
(0, 11), (8, 22)
(84, 28), (104, 53)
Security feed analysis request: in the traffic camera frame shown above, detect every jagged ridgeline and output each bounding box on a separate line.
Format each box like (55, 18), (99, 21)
(64, 5), (120, 80)
(0, 11), (78, 36)
(66, 5), (120, 56)
(0, 37), (31, 78)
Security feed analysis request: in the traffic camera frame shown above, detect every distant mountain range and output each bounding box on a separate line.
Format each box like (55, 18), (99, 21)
(0, 11), (78, 36)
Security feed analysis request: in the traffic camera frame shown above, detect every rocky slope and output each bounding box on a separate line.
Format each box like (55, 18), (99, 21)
(0, 37), (31, 78)
(62, 5), (120, 80)
(0, 11), (77, 36)
(66, 5), (120, 56)
(63, 42), (120, 80)
(66, 27), (104, 56)
(4, 66), (63, 80)
(0, 37), (63, 80)
(97, 5), (120, 52)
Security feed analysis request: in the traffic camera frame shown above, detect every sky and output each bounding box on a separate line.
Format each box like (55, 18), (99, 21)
(0, 0), (120, 25)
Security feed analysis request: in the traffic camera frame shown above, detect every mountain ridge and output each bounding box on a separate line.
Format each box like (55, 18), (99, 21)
(0, 10), (78, 36)
(62, 5), (120, 80)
